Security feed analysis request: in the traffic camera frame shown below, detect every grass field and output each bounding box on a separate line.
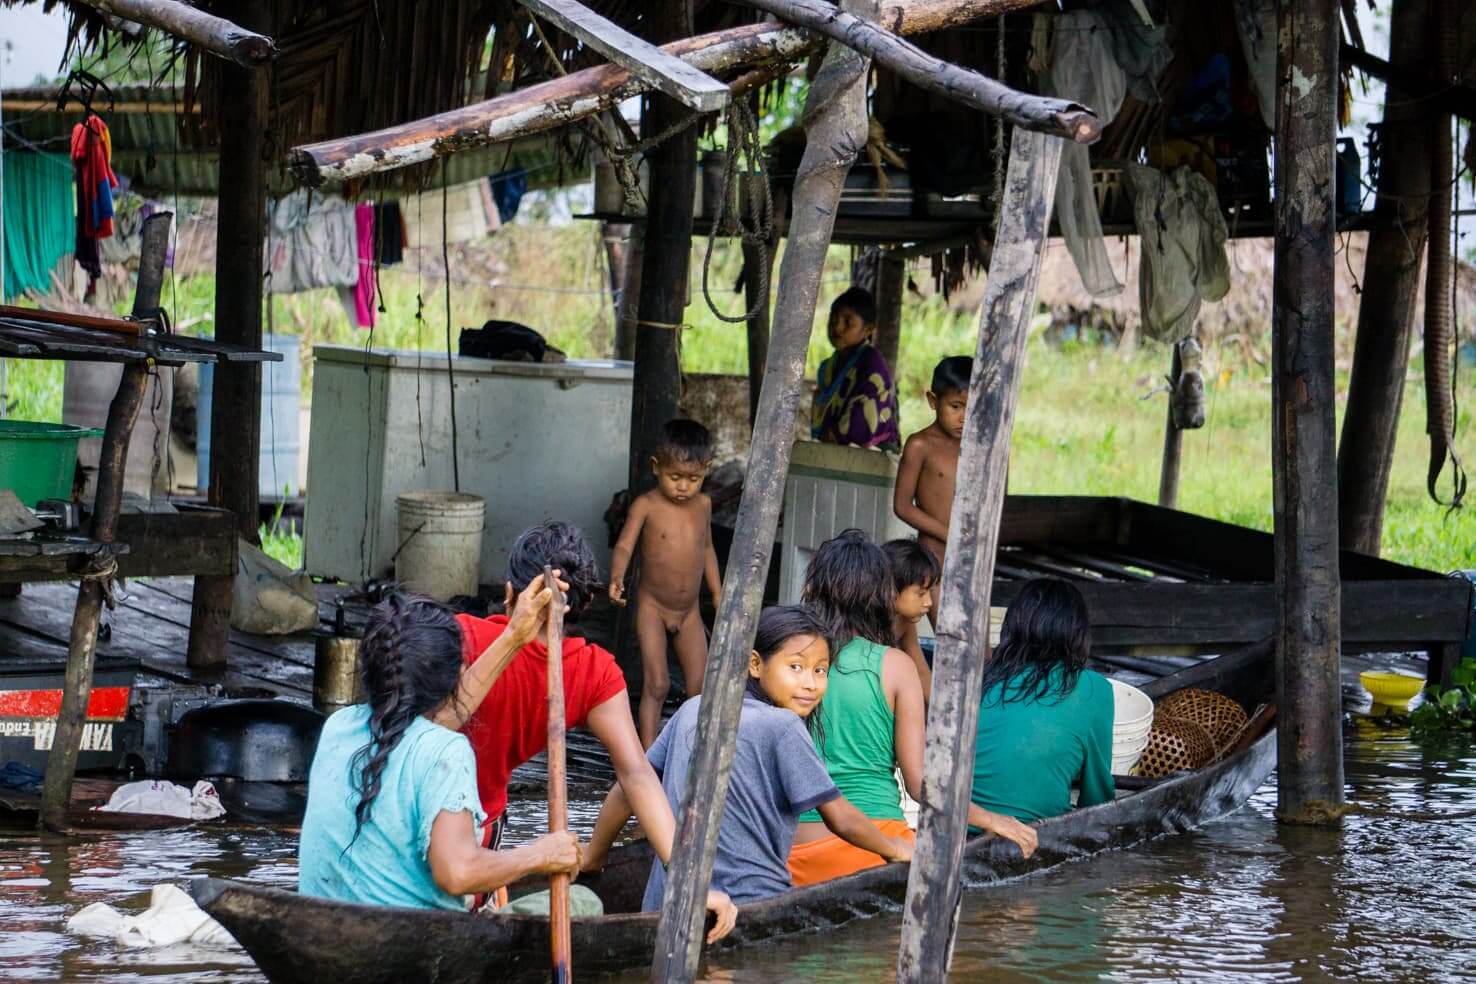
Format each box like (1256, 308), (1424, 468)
(5, 224), (1471, 572)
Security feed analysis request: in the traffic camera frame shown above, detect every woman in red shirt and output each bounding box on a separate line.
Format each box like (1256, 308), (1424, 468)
(440, 521), (733, 932)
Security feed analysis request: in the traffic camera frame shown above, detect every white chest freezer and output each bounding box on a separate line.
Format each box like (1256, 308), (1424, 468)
(304, 345), (632, 586)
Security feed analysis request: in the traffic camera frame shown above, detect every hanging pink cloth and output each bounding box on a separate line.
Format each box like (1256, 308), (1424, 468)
(353, 203), (377, 328)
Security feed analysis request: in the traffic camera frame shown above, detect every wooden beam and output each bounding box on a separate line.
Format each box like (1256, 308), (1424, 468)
(39, 213), (172, 831)
(289, 0), (1048, 185)
(1336, 1), (1434, 555)
(627, 3), (697, 496)
(75, 0), (275, 67)
(188, 0), (269, 672)
(650, 3), (878, 978)
(895, 127), (1063, 981)
(873, 250), (905, 373)
(1157, 342), (1184, 509)
(517, 0), (728, 112)
(742, 237), (776, 425)
(1272, 0), (1344, 825)
(732, 0), (1100, 142)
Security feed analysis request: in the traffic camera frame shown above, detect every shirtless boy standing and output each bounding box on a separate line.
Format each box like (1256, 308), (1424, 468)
(893, 356), (972, 618)
(610, 418), (723, 748)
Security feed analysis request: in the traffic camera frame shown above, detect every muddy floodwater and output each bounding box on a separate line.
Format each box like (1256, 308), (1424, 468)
(3, 724), (1474, 983)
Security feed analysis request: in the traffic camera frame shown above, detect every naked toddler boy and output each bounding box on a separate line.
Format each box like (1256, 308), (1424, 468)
(609, 418), (723, 748)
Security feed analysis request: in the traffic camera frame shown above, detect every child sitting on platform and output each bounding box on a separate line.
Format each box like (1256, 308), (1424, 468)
(811, 286), (901, 449)
(882, 537), (941, 699)
(582, 605), (913, 909)
(893, 356), (972, 618)
(608, 418), (723, 748)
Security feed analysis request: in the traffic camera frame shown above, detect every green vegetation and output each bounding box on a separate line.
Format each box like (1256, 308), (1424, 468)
(1411, 658), (1476, 737)
(6, 224), (1472, 571)
(259, 496), (304, 570)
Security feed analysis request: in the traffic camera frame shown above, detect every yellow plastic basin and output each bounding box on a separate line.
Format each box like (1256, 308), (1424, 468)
(1359, 671), (1425, 709)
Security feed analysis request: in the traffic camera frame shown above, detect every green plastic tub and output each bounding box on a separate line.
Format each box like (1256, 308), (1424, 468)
(0, 420), (105, 507)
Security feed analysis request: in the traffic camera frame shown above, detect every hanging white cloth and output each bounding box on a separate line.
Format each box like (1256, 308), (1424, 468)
(1043, 5), (1171, 299)
(1233, 0), (1278, 131)
(266, 190), (360, 293)
(67, 883), (236, 949)
(1123, 163), (1231, 341)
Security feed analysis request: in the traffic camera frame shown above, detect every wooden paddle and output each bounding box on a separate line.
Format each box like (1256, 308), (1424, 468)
(543, 565), (572, 982)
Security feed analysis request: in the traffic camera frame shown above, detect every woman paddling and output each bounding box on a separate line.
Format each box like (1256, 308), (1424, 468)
(299, 583), (591, 911)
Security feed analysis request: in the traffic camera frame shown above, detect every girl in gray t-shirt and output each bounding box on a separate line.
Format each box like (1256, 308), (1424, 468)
(583, 606), (913, 910)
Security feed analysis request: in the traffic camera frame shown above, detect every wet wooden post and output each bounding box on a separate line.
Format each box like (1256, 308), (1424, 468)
(188, 0), (270, 670)
(1272, 0), (1344, 824)
(874, 251), (905, 374)
(1158, 341), (1184, 509)
(650, 5), (878, 978)
(40, 213), (173, 831)
(627, 2), (698, 493)
(1336, 0), (1433, 555)
(896, 128), (1063, 982)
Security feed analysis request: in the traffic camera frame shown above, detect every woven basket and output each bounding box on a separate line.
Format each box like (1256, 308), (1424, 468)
(1155, 688), (1249, 752)
(1133, 715), (1216, 778)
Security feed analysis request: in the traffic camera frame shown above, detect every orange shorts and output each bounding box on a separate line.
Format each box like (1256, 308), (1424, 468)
(787, 818), (914, 887)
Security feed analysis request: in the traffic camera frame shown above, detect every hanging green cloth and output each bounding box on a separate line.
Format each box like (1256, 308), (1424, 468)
(3, 151), (73, 300)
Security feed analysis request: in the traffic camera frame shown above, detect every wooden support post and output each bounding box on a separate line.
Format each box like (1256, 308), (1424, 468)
(1336, 0), (1433, 555)
(189, 5), (268, 670)
(741, 238), (774, 425)
(1272, 0), (1344, 825)
(516, 0), (729, 113)
(874, 251), (905, 375)
(650, 5), (877, 978)
(627, 4), (697, 495)
(614, 224), (643, 362)
(1158, 342), (1184, 509)
(39, 213), (172, 831)
(895, 128), (1062, 983)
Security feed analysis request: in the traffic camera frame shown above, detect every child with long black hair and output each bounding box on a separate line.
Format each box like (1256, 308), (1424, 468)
(583, 605), (910, 914)
(299, 584), (583, 911)
(788, 530), (1037, 887)
(971, 577), (1115, 822)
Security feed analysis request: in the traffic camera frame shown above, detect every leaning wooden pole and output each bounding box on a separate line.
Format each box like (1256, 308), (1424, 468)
(895, 128), (1063, 982)
(650, 5), (877, 978)
(1272, 0), (1344, 825)
(1336, 0), (1433, 555)
(39, 213), (172, 831)
(543, 565), (572, 982)
(189, 1), (269, 670)
(75, 0), (276, 66)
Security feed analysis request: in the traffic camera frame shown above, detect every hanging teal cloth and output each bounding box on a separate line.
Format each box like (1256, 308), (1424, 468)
(3, 151), (73, 300)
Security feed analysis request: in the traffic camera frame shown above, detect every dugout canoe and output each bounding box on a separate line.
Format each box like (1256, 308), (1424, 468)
(189, 644), (1278, 983)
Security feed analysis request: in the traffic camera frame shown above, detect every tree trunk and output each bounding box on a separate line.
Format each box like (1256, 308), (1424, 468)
(627, 4), (698, 494)
(894, 128), (1063, 983)
(39, 213), (172, 830)
(649, 6), (877, 978)
(77, 0), (275, 66)
(189, 2), (269, 670)
(1272, 0), (1344, 826)
(1336, 0), (1433, 555)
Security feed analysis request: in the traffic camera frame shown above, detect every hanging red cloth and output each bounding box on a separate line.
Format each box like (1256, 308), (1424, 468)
(71, 113), (118, 291)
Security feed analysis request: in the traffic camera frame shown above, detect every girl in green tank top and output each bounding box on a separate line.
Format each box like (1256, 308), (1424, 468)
(789, 531), (1037, 887)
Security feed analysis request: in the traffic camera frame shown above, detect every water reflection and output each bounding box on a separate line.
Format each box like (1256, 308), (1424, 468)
(3, 731), (1474, 983)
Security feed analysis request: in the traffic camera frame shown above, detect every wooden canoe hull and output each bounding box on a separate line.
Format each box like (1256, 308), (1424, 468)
(191, 726), (1276, 982)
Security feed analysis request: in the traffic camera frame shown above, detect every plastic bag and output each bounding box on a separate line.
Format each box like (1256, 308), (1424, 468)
(231, 539), (318, 635)
(68, 883), (235, 948)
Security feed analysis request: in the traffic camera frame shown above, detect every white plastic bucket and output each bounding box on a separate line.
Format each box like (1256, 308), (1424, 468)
(395, 491), (485, 602)
(1110, 678), (1154, 775)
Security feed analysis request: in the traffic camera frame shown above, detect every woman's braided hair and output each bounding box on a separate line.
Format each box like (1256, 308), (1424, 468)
(348, 589), (464, 845)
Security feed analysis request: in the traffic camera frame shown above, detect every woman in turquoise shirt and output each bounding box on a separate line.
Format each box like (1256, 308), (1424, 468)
(972, 578), (1115, 823)
(298, 585), (584, 911)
